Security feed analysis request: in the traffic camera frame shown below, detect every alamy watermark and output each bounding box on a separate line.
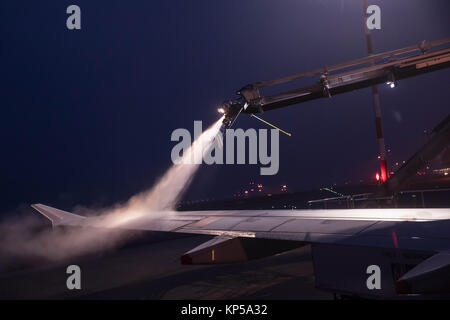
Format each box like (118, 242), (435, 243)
(66, 5), (81, 30)
(366, 264), (381, 290)
(64, 4), (380, 31)
(366, 5), (381, 30)
(171, 121), (280, 176)
(66, 265), (81, 290)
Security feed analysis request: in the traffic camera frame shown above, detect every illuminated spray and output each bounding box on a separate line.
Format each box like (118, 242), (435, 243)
(0, 117), (225, 262)
(100, 116), (225, 228)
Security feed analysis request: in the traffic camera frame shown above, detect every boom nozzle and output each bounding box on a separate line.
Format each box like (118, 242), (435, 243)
(219, 100), (245, 129)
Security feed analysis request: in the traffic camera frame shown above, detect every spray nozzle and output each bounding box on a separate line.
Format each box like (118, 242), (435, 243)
(219, 100), (244, 128)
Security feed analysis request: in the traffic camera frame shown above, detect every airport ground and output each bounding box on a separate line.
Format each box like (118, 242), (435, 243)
(0, 230), (331, 300)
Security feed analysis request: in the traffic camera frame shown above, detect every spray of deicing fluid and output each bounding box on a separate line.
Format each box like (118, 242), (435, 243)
(101, 116), (225, 228)
(0, 117), (226, 262)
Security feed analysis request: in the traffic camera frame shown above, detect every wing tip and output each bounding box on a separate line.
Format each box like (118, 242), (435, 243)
(30, 203), (85, 227)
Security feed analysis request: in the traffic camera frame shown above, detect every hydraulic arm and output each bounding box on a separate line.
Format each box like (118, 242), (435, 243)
(220, 38), (450, 128)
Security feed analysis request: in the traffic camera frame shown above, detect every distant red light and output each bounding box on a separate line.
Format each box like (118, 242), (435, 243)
(375, 172), (380, 181)
(380, 160), (388, 181)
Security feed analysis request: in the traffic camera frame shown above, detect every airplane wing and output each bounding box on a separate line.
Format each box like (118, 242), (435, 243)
(31, 203), (450, 298)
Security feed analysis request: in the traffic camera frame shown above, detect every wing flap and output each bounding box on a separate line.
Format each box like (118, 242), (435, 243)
(396, 251), (450, 294)
(181, 234), (305, 265)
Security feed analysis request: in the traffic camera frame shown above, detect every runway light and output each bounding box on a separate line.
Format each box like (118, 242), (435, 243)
(217, 107), (225, 114)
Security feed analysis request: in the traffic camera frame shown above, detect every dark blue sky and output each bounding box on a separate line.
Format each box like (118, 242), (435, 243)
(1, 0), (449, 213)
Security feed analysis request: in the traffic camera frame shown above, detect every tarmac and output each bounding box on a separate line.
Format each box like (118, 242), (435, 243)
(0, 230), (331, 300)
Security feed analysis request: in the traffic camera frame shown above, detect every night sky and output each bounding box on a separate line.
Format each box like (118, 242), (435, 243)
(1, 0), (449, 214)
